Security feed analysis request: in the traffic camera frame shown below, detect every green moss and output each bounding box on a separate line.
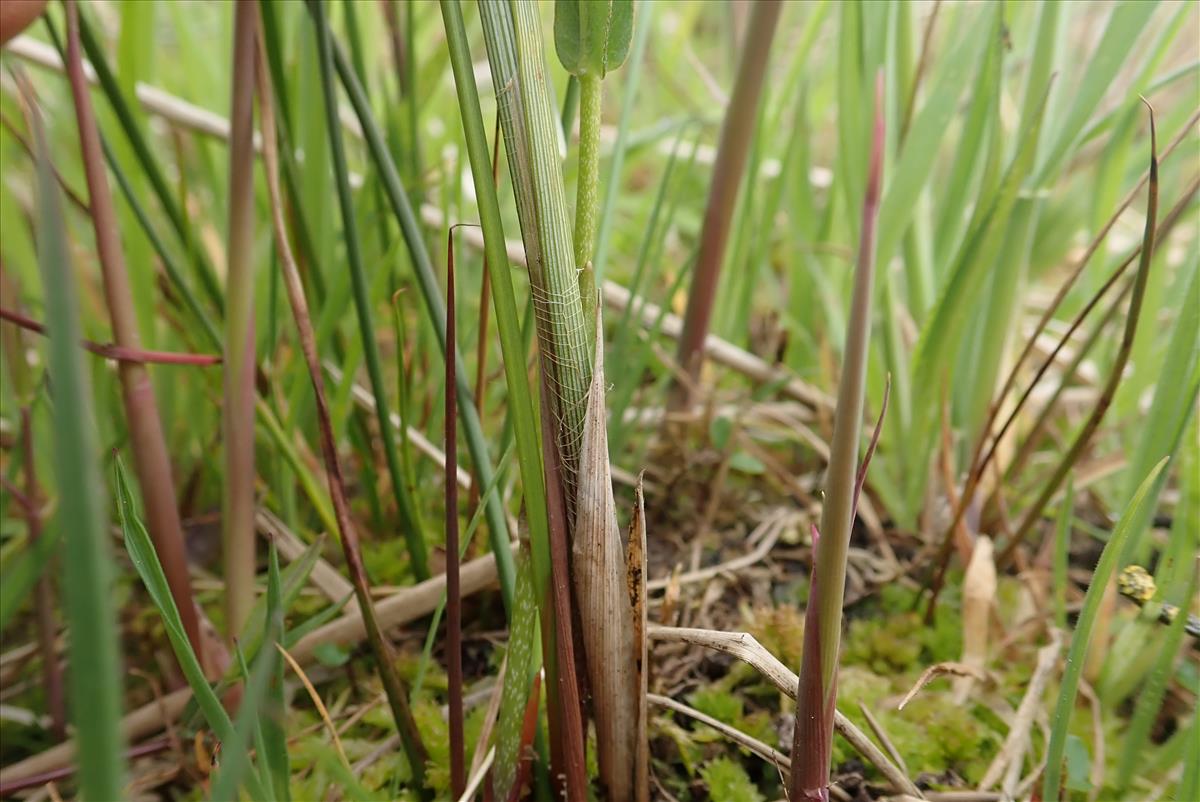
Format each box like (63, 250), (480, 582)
(744, 604), (806, 668)
(843, 612), (923, 673)
(699, 757), (765, 802)
(688, 687), (744, 727)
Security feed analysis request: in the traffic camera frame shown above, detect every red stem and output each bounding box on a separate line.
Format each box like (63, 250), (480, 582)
(671, 0), (782, 407)
(0, 307), (221, 365)
(63, 0), (205, 670)
(446, 226), (465, 797)
(253, 27), (428, 779)
(538, 386), (590, 800)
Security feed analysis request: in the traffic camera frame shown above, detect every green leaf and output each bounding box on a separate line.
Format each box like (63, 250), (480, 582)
(1064, 735), (1091, 792)
(729, 452), (766, 476)
(1043, 457), (1169, 802)
(35, 106), (126, 802)
(313, 642), (351, 668)
(115, 457), (268, 801)
(710, 416), (733, 451)
(554, 0), (634, 78)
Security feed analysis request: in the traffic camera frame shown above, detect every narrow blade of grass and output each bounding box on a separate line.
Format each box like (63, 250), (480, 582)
(1042, 457), (1169, 802)
(321, 14), (517, 606)
(308, 0), (430, 582)
(255, 32), (430, 783)
(28, 79), (126, 802)
(115, 456), (268, 801)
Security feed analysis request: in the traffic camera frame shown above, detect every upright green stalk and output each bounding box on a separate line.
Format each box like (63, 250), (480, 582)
(790, 74), (884, 802)
(509, 0), (594, 509)
(309, 0), (430, 581)
(574, 73), (601, 342)
(672, 0), (781, 407)
(223, 0), (259, 637)
(27, 71), (126, 802)
(441, 2), (587, 792)
(63, 0), (206, 669)
(554, 0), (632, 345)
(1042, 459), (1168, 802)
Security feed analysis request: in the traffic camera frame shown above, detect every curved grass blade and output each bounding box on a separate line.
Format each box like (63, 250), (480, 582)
(115, 456), (268, 801)
(1042, 458), (1169, 802)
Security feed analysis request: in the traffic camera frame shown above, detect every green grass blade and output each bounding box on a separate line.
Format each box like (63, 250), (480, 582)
(438, 0), (544, 609)
(76, 8), (224, 312)
(1118, 256), (1200, 564)
(115, 457), (268, 801)
(1034, 0), (1155, 186)
(1042, 457), (1169, 802)
(1053, 480), (1074, 632)
(309, 0), (430, 581)
(261, 544), (291, 802)
(874, 5), (992, 286)
(323, 16), (516, 607)
(492, 544), (540, 802)
(32, 99), (126, 802)
(210, 555), (284, 802)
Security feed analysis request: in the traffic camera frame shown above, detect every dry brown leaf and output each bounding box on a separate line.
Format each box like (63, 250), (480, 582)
(954, 535), (996, 703)
(573, 320), (639, 800)
(627, 474), (649, 802)
(898, 661), (989, 710)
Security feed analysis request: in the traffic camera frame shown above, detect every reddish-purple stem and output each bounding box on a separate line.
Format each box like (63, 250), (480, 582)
(538, 386), (589, 800)
(253, 28), (428, 779)
(0, 307), (221, 365)
(446, 226), (465, 797)
(63, 0), (205, 670)
(671, 0), (782, 408)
